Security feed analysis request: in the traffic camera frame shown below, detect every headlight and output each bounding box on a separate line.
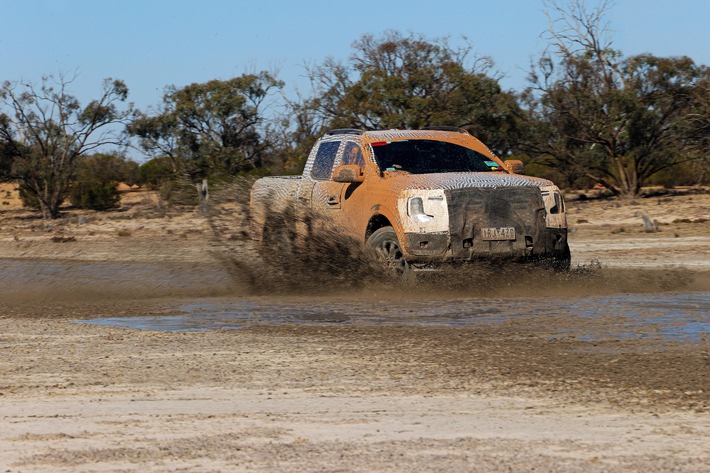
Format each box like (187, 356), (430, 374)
(399, 191), (449, 233)
(408, 197), (434, 222)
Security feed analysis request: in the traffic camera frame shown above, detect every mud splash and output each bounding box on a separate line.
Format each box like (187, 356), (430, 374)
(2, 179), (708, 304)
(3, 178), (709, 305)
(205, 180), (709, 298)
(205, 179), (390, 294)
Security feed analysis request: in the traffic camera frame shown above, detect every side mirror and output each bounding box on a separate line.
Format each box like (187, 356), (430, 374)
(332, 164), (364, 183)
(504, 160), (525, 174)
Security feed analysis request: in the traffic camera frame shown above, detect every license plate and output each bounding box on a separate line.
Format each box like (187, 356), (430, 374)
(481, 227), (516, 241)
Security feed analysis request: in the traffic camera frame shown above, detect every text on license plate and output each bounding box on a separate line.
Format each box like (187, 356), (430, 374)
(481, 227), (516, 241)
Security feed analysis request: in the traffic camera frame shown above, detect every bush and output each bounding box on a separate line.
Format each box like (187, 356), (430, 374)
(18, 184), (42, 210)
(67, 153), (138, 211)
(138, 157), (175, 190)
(78, 153), (138, 185)
(69, 180), (121, 211)
(159, 179), (198, 206)
(647, 161), (708, 188)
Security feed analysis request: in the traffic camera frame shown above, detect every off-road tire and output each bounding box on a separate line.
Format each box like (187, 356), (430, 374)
(366, 226), (412, 279)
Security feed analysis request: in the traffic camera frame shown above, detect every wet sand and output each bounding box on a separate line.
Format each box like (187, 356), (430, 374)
(1, 302), (709, 472)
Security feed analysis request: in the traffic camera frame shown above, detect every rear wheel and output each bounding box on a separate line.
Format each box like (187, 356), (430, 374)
(552, 243), (572, 271)
(540, 242), (571, 272)
(366, 226), (411, 279)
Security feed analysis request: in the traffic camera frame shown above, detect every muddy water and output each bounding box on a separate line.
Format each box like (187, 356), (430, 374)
(79, 291), (710, 343)
(3, 257), (708, 343)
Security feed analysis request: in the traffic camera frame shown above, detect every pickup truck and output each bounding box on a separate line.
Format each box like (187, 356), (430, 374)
(250, 127), (570, 275)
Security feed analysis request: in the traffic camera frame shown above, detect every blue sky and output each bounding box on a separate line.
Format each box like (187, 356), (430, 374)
(1, 0), (709, 113)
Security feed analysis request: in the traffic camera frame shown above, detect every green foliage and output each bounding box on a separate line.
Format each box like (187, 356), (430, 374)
(18, 183), (42, 209)
(268, 31), (523, 173)
(137, 156), (175, 189)
(647, 160), (709, 187)
(0, 148), (11, 180)
(525, 52), (708, 196)
(8, 27), (707, 205)
(68, 153), (138, 211)
(0, 121), (14, 180)
(77, 153), (138, 185)
(268, 99), (326, 175)
(304, 31), (521, 156)
(69, 180), (121, 211)
(129, 73), (283, 185)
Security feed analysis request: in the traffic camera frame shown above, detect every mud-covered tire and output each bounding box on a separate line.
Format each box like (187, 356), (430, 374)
(366, 226), (412, 279)
(548, 243), (571, 272)
(557, 244), (572, 271)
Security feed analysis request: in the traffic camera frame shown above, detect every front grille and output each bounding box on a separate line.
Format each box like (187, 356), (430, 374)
(445, 187), (548, 259)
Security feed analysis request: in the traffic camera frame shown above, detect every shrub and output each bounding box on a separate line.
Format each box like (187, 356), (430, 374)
(138, 157), (175, 190)
(68, 153), (138, 211)
(159, 179), (198, 206)
(18, 184), (43, 210)
(69, 179), (121, 211)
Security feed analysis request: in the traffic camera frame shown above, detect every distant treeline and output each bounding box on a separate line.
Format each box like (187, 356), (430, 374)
(1, 3), (709, 218)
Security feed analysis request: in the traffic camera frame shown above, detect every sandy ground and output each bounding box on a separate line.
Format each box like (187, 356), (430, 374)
(0, 187), (709, 472)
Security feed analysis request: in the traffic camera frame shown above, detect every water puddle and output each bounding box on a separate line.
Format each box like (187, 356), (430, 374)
(79, 291), (710, 343)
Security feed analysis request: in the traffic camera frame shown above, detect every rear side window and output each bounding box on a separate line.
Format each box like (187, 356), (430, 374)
(311, 141), (341, 179)
(342, 142), (365, 168)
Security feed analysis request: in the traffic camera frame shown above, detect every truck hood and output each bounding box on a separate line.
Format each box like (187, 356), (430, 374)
(382, 171), (553, 193)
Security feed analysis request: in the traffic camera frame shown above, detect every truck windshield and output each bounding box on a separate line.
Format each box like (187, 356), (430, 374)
(370, 140), (502, 174)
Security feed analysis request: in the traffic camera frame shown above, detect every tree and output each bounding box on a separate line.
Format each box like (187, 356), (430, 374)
(76, 152), (137, 185)
(0, 75), (133, 218)
(304, 31), (522, 156)
(682, 70), (710, 185)
(521, 0), (709, 197)
(267, 89), (331, 174)
(0, 131), (15, 179)
(129, 73), (283, 183)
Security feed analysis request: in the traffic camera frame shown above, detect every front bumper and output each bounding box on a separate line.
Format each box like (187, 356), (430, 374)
(401, 186), (569, 265)
(404, 228), (569, 262)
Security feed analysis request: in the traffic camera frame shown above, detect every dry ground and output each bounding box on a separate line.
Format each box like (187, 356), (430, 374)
(0, 186), (709, 472)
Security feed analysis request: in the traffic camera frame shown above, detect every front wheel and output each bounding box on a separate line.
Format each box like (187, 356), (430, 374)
(366, 226), (412, 279)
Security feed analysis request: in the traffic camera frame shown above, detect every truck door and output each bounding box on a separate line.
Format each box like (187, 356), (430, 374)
(309, 140), (343, 208)
(312, 141), (365, 211)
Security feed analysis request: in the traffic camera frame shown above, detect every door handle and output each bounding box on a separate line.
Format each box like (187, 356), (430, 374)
(327, 194), (339, 205)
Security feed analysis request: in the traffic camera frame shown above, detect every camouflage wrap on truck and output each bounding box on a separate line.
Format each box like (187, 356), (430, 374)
(251, 128), (571, 272)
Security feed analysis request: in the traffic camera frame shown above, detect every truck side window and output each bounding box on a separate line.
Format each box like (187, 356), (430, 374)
(311, 141), (341, 180)
(342, 142), (365, 168)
